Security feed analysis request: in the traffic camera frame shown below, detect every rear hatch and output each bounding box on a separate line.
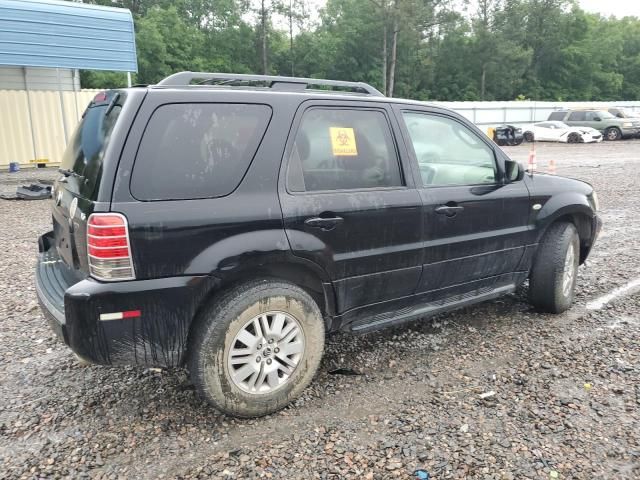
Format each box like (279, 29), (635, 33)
(51, 90), (127, 277)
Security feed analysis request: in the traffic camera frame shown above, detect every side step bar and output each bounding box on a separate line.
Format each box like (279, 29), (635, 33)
(351, 284), (516, 333)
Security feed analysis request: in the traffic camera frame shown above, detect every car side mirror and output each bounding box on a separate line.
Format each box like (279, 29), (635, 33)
(593, 117), (601, 121)
(505, 159), (524, 182)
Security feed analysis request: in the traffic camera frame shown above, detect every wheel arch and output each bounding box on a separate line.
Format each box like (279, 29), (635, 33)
(536, 209), (595, 265)
(185, 257), (336, 365)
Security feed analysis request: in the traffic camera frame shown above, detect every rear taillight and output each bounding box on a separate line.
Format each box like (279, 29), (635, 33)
(87, 213), (135, 281)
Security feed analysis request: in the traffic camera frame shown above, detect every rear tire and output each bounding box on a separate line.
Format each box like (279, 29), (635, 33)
(528, 222), (579, 313)
(605, 127), (621, 141)
(188, 280), (325, 418)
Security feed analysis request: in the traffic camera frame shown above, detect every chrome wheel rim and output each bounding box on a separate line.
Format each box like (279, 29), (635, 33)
(227, 311), (305, 394)
(562, 243), (576, 297)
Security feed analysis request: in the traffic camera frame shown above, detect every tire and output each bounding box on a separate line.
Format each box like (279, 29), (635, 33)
(188, 279), (325, 418)
(528, 222), (579, 314)
(524, 131), (535, 143)
(605, 127), (621, 141)
(567, 132), (581, 143)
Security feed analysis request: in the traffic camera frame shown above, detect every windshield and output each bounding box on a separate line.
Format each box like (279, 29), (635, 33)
(596, 111), (615, 119)
(60, 91), (125, 200)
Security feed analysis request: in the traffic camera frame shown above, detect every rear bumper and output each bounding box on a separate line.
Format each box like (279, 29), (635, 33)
(36, 232), (217, 367)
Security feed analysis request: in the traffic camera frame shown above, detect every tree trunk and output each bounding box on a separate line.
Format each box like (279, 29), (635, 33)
(261, 0), (268, 75)
(388, 16), (398, 97)
(382, 22), (387, 95)
(480, 63), (486, 100)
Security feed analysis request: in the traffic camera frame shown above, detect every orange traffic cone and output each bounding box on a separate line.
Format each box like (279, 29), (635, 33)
(548, 158), (557, 175)
(527, 144), (537, 173)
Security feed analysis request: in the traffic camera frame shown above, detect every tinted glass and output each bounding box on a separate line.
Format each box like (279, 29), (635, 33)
(568, 111), (586, 121)
(548, 112), (566, 121)
(287, 108), (403, 192)
(595, 110), (614, 119)
(131, 103), (271, 200)
(60, 91), (125, 200)
(403, 112), (497, 186)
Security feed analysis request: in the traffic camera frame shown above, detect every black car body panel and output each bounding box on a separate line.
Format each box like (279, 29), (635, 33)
(36, 78), (602, 368)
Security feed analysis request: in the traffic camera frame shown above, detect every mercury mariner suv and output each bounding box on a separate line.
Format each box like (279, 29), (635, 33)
(36, 72), (602, 417)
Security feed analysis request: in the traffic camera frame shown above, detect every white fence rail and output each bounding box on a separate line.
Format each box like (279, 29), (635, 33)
(432, 100), (640, 128)
(2, 94), (640, 169)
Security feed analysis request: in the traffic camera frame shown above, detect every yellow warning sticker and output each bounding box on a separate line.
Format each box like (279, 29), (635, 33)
(330, 127), (358, 156)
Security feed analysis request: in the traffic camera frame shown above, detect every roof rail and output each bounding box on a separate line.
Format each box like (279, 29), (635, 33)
(156, 71), (385, 97)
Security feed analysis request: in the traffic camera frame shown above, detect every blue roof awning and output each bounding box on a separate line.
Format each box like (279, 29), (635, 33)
(0, 0), (137, 72)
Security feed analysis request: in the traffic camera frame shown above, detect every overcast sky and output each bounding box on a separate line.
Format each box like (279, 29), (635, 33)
(578, 0), (640, 18)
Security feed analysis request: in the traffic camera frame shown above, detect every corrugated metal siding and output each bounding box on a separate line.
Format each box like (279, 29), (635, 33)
(0, 66), (79, 91)
(0, 0), (137, 72)
(0, 89), (99, 167)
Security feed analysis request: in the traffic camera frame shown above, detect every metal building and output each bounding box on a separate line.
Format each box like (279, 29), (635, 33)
(0, 0), (137, 167)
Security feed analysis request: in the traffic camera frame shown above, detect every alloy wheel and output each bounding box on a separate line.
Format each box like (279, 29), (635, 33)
(227, 311), (305, 394)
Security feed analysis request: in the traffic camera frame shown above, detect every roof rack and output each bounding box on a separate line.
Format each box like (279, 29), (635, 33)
(156, 71), (385, 97)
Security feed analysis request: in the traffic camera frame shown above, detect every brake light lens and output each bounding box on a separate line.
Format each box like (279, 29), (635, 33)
(87, 213), (135, 281)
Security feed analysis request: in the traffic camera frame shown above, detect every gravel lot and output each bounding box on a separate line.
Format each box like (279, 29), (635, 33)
(1, 141), (639, 479)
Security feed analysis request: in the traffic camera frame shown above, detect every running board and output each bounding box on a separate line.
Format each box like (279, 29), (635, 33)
(351, 284), (516, 333)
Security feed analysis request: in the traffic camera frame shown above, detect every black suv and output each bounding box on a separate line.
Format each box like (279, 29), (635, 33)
(36, 72), (601, 417)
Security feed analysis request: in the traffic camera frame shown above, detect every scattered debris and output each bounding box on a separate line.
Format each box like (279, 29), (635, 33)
(0, 183), (52, 201)
(479, 390), (496, 399)
(328, 368), (363, 376)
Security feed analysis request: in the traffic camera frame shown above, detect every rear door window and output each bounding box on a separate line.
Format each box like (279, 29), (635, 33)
(60, 90), (125, 200)
(131, 103), (272, 201)
(568, 111), (586, 121)
(286, 108), (403, 192)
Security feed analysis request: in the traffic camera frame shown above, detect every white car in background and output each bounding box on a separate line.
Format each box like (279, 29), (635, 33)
(522, 121), (603, 143)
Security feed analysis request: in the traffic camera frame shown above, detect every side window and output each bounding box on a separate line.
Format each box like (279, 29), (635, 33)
(548, 112), (565, 121)
(568, 111), (586, 121)
(131, 103), (271, 200)
(402, 112), (497, 186)
(286, 108), (403, 192)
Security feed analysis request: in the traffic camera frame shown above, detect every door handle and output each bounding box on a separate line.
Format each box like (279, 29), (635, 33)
(304, 215), (344, 231)
(435, 205), (464, 216)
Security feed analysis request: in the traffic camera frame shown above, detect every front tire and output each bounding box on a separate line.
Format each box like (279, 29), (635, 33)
(188, 280), (325, 417)
(528, 222), (579, 313)
(524, 131), (535, 143)
(605, 127), (622, 141)
(567, 132), (581, 143)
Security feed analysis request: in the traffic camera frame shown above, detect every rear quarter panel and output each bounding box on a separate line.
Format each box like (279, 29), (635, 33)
(110, 89), (299, 281)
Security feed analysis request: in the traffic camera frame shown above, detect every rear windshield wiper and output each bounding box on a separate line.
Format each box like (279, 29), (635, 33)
(104, 92), (121, 116)
(58, 168), (85, 180)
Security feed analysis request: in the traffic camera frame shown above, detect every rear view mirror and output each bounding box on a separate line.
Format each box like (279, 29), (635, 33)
(505, 159), (524, 182)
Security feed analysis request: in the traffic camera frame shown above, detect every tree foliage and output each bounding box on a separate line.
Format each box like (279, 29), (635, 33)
(81, 0), (640, 101)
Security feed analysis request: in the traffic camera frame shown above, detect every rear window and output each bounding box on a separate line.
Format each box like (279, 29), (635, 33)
(60, 91), (125, 200)
(548, 111), (566, 121)
(131, 103), (272, 201)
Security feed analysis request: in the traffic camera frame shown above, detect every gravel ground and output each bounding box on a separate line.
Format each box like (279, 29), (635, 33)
(1, 141), (639, 479)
